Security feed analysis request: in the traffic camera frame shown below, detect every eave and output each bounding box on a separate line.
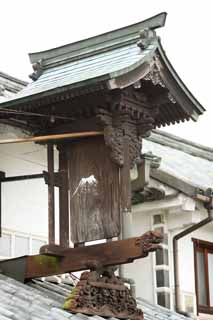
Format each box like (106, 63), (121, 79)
(0, 12), (205, 129)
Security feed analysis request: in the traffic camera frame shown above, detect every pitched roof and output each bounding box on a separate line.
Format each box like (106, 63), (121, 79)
(0, 274), (191, 320)
(144, 130), (213, 196)
(0, 72), (27, 101)
(0, 12), (204, 128)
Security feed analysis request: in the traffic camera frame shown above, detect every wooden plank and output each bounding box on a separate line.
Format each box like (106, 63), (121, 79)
(47, 144), (55, 244)
(66, 137), (120, 243)
(120, 135), (131, 211)
(58, 145), (70, 248)
(0, 171), (5, 238)
(0, 131), (103, 145)
(0, 181), (1, 237)
(120, 134), (132, 239)
(24, 231), (162, 280)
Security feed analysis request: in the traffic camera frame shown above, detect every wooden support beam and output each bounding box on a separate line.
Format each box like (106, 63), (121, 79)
(0, 181), (1, 237)
(0, 231), (162, 281)
(0, 172), (6, 237)
(0, 173), (44, 182)
(28, 231), (162, 279)
(120, 133), (132, 239)
(58, 145), (69, 248)
(0, 131), (103, 145)
(47, 144), (55, 245)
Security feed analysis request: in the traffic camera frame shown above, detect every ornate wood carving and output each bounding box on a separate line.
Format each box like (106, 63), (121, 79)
(144, 58), (177, 104)
(96, 88), (155, 168)
(144, 63), (165, 88)
(137, 28), (157, 50)
(132, 187), (165, 204)
(64, 269), (144, 320)
(29, 59), (44, 81)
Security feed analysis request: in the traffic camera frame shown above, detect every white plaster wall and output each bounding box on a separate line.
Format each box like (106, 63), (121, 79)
(0, 125), (58, 238)
(168, 209), (213, 313)
(123, 206), (155, 303)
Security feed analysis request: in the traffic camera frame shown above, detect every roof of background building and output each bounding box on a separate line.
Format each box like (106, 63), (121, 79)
(144, 130), (213, 196)
(0, 72), (27, 101)
(0, 273), (191, 320)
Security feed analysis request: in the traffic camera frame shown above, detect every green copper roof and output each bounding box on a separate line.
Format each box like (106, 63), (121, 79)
(0, 12), (205, 124)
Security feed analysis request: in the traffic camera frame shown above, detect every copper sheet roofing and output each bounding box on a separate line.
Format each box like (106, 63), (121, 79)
(0, 12), (205, 127)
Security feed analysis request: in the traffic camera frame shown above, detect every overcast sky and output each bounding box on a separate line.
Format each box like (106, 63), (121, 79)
(0, 0), (212, 147)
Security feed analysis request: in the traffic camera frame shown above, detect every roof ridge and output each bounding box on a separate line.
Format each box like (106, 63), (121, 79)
(148, 129), (213, 159)
(29, 12), (167, 66)
(0, 71), (28, 86)
(153, 129), (213, 152)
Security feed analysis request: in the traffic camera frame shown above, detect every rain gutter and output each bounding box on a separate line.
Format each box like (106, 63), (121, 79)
(173, 189), (213, 316)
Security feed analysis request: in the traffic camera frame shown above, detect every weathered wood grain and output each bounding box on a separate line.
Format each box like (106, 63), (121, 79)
(47, 143), (55, 244)
(66, 136), (120, 243)
(58, 144), (70, 247)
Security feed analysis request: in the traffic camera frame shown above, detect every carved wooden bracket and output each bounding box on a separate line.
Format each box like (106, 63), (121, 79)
(143, 56), (176, 104)
(96, 89), (155, 168)
(43, 170), (65, 188)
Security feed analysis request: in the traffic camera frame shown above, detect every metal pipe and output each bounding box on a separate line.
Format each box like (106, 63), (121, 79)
(173, 193), (213, 316)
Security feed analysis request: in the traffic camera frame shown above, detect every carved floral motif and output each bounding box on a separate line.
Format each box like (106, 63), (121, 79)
(64, 269), (144, 320)
(96, 89), (155, 168)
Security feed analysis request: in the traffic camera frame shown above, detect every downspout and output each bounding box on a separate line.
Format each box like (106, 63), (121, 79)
(173, 189), (213, 316)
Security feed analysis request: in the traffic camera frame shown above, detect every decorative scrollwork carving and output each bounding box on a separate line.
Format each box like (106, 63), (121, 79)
(144, 57), (177, 104)
(132, 187), (165, 205)
(29, 59), (43, 81)
(144, 63), (165, 88)
(96, 90), (155, 168)
(64, 269), (144, 320)
(137, 28), (157, 50)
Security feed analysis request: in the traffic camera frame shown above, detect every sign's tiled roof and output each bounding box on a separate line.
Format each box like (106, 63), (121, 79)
(0, 12), (204, 127)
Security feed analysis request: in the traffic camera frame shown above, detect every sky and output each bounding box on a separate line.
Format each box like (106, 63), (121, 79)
(0, 0), (212, 147)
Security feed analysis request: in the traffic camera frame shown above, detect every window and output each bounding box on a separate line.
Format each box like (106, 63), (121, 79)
(0, 230), (47, 258)
(193, 238), (213, 314)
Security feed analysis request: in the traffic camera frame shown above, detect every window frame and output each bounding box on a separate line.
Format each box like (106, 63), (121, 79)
(193, 238), (213, 314)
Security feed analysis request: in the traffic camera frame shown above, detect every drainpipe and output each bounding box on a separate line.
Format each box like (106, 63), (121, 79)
(173, 189), (213, 316)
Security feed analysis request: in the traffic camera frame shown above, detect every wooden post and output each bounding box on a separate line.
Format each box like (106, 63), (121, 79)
(120, 132), (133, 239)
(58, 145), (70, 247)
(0, 171), (6, 238)
(47, 143), (55, 244)
(0, 180), (2, 238)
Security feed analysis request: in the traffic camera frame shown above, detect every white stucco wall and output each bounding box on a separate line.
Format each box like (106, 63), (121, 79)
(126, 195), (213, 315)
(123, 205), (158, 303)
(169, 212), (213, 304)
(0, 125), (54, 239)
(167, 209), (213, 316)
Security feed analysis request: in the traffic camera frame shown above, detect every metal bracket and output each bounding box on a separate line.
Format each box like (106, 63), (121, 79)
(43, 170), (65, 188)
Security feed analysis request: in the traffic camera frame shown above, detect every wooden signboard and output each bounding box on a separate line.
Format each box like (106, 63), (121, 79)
(66, 136), (120, 243)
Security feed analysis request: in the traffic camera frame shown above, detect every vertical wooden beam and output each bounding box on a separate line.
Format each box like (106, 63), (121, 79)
(120, 133), (132, 239)
(58, 144), (70, 247)
(0, 171), (6, 238)
(47, 143), (55, 244)
(0, 180), (2, 238)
